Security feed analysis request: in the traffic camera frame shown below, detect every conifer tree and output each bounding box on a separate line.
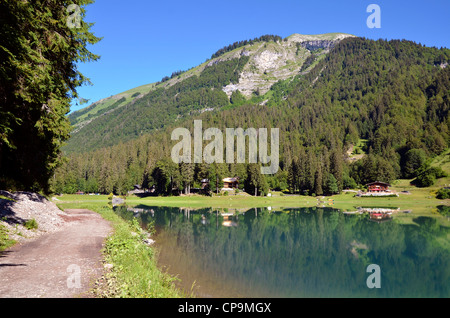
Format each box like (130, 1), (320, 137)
(180, 163), (194, 195)
(314, 161), (323, 196)
(330, 149), (344, 192)
(0, 0), (100, 192)
(245, 164), (267, 196)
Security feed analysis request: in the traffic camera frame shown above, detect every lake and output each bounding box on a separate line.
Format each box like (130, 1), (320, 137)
(113, 205), (450, 298)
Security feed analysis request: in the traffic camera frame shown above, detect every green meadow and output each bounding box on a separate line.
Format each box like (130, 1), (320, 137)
(55, 181), (450, 224)
(56, 180), (449, 211)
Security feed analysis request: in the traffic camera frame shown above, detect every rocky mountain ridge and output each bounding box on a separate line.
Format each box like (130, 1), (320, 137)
(68, 33), (354, 131)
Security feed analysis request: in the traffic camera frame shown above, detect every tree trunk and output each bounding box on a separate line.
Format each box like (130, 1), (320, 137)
(216, 176), (219, 194)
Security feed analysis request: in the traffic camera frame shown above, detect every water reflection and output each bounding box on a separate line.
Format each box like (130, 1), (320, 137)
(114, 205), (450, 298)
(343, 207), (402, 223)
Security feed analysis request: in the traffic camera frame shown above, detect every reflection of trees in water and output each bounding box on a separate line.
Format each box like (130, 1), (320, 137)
(113, 206), (450, 297)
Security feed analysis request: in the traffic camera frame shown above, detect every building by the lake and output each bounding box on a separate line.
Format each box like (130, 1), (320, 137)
(358, 181), (398, 197)
(367, 181), (391, 193)
(223, 177), (239, 189)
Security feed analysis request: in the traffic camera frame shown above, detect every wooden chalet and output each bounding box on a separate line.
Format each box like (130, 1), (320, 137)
(223, 177), (239, 189)
(366, 181), (391, 193)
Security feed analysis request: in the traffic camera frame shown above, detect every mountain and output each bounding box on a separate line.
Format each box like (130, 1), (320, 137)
(54, 34), (450, 196)
(65, 33), (355, 153)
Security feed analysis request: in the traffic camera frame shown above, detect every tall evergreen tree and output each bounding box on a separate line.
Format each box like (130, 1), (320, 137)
(325, 173), (339, 195)
(314, 160), (323, 196)
(330, 149), (344, 192)
(180, 163), (194, 195)
(245, 164), (268, 196)
(0, 0), (100, 193)
(287, 158), (299, 193)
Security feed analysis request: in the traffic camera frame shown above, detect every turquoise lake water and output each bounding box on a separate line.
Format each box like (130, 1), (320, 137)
(114, 205), (450, 298)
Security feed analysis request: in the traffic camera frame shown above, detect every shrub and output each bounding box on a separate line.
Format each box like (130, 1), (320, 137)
(437, 205), (450, 216)
(415, 172), (436, 187)
(436, 188), (450, 199)
(360, 193), (398, 197)
(24, 219), (38, 230)
(343, 175), (358, 189)
(428, 166), (448, 178)
(403, 148), (427, 178)
(415, 166), (446, 187)
(0, 224), (16, 251)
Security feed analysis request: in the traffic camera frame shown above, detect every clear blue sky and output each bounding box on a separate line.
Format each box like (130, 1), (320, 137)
(71, 0), (450, 112)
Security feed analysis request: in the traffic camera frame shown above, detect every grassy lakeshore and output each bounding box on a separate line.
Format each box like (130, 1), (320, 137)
(55, 184), (450, 212)
(56, 202), (184, 298)
(128, 191), (447, 211)
(55, 183), (450, 226)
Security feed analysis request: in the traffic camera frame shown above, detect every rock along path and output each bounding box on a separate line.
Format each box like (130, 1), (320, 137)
(0, 209), (112, 298)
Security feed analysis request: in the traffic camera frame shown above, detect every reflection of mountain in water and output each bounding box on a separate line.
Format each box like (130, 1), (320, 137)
(113, 206), (450, 298)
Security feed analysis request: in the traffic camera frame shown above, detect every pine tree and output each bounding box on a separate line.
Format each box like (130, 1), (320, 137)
(287, 158), (299, 193)
(330, 149), (344, 192)
(325, 173), (339, 195)
(0, 0), (100, 193)
(314, 161), (323, 196)
(304, 150), (316, 195)
(245, 164), (267, 196)
(230, 90), (246, 105)
(180, 163), (194, 195)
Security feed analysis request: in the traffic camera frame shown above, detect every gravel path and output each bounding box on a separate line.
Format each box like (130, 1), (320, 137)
(0, 208), (112, 298)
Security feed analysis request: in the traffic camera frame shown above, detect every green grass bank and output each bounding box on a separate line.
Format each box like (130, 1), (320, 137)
(56, 202), (184, 298)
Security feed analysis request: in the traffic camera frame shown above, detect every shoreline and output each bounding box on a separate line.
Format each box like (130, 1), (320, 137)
(1, 187), (448, 298)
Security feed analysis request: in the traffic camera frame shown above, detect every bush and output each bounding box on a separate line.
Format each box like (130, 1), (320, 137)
(436, 188), (450, 199)
(343, 175), (358, 189)
(0, 223), (16, 251)
(415, 166), (447, 187)
(360, 193), (398, 198)
(415, 172), (436, 187)
(403, 148), (427, 178)
(430, 167), (448, 178)
(437, 205), (450, 216)
(24, 219), (38, 230)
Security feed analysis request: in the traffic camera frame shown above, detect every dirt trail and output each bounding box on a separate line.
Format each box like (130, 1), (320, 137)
(0, 209), (112, 298)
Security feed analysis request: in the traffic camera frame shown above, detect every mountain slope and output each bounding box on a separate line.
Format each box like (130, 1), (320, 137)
(54, 36), (450, 195)
(65, 33), (355, 153)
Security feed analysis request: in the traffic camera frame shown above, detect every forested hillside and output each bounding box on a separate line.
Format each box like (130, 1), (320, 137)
(53, 37), (450, 196)
(65, 56), (249, 152)
(64, 33), (352, 153)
